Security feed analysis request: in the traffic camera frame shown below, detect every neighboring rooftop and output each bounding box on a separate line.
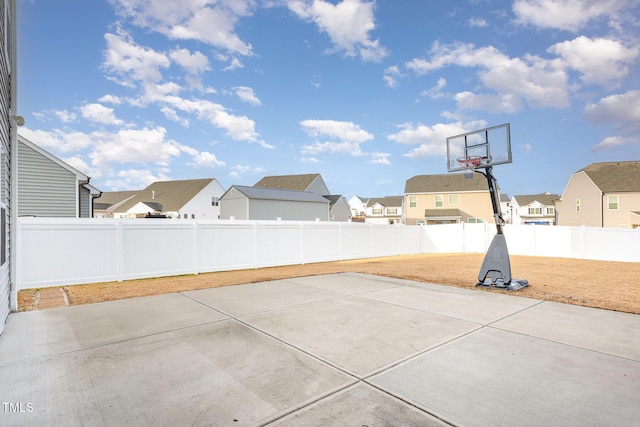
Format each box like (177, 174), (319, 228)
(254, 174), (321, 191)
(405, 173), (490, 193)
(581, 161), (640, 192)
(227, 185), (330, 203)
(513, 193), (560, 206)
(115, 179), (216, 213)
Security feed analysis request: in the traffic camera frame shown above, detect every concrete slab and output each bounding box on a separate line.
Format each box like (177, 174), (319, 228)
(0, 293), (227, 364)
(0, 320), (355, 426)
(362, 283), (541, 324)
(242, 296), (478, 377)
(183, 279), (342, 317)
(285, 272), (403, 295)
(268, 382), (448, 426)
(492, 301), (640, 360)
(371, 327), (640, 426)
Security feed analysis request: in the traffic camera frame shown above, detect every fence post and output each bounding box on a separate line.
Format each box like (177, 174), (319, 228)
(300, 222), (305, 265)
(193, 220), (199, 275)
(116, 220), (124, 282)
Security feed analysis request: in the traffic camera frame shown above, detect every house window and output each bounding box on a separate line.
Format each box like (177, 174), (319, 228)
(545, 206), (555, 215)
(435, 195), (443, 208)
(608, 195), (619, 210)
(468, 218), (484, 223)
(372, 208), (383, 215)
(416, 220), (426, 225)
(449, 194), (460, 205)
(528, 207), (542, 215)
(191, 214), (196, 219)
(386, 208), (398, 215)
(183, 213), (187, 219)
(576, 199), (580, 212)
(211, 196), (219, 206)
(409, 196), (416, 208)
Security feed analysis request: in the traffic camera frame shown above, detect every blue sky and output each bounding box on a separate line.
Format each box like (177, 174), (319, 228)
(17, 0), (640, 198)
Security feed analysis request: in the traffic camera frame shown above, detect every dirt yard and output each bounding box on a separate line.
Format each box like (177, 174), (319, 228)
(18, 253), (640, 314)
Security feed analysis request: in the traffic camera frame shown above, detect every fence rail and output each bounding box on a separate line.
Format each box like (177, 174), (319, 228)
(17, 218), (640, 290)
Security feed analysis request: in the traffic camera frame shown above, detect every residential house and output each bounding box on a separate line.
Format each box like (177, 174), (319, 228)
(348, 195), (367, 221)
(349, 196), (404, 224)
(220, 185), (329, 221)
(555, 161), (640, 228)
(500, 194), (512, 224)
(404, 173), (496, 225)
(324, 195), (351, 221)
(254, 173), (349, 221)
(17, 135), (101, 217)
(93, 190), (138, 218)
(510, 193), (559, 225)
(110, 178), (225, 219)
(254, 173), (330, 195)
(3, 0), (18, 332)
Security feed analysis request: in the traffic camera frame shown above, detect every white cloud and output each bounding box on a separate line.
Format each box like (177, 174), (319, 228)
(53, 110), (77, 123)
(368, 152), (390, 165)
(288, 0), (388, 62)
(405, 42), (569, 112)
(300, 119), (374, 157)
(420, 77), (447, 99)
(103, 31), (170, 84)
(105, 168), (170, 191)
(98, 94), (123, 105)
(111, 0), (255, 56)
(169, 48), (210, 74)
(191, 151), (226, 168)
(512, 0), (628, 31)
(383, 65), (401, 88)
(18, 128), (95, 153)
(80, 103), (125, 126)
(467, 17), (488, 28)
(234, 86), (262, 106)
(585, 89), (640, 150)
(547, 36), (639, 86)
(387, 120), (487, 159)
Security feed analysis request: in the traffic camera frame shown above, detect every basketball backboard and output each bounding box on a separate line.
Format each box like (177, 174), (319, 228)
(446, 123), (512, 172)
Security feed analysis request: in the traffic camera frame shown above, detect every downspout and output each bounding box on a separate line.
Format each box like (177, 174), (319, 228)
(601, 191), (604, 228)
(9, 0), (19, 311)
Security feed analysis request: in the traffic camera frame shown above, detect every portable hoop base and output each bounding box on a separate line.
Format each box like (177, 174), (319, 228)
(476, 235), (529, 291)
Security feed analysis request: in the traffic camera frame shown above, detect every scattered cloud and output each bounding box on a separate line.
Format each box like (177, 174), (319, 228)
(585, 89), (640, 150)
(190, 151), (226, 168)
(169, 47), (210, 75)
(288, 0), (388, 62)
(234, 86), (262, 106)
(512, 0), (628, 32)
(300, 119), (374, 157)
(467, 17), (488, 28)
(387, 120), (487, 159)
(369, 152), (390, 165)
(80, 103), (125, 126)
(383, 65), (401, 88)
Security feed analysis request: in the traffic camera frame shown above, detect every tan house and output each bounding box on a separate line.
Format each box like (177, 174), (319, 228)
(555, 161), (640, 228)
(404, 174), (496, 225)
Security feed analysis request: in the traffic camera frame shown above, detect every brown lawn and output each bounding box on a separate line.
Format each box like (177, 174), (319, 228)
(18, 253), (640, 314)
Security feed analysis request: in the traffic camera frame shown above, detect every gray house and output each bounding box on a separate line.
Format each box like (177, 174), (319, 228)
(2, 0), (17, 333)
(17, 135), (101, 217)
(220, 185), (330, 221)
(254, 173), (330, 195)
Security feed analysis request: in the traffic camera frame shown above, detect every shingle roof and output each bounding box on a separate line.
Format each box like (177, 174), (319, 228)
(115, 179), (215, 213)
(367, 196), (403, 207)
(405, 173), (490, 193)
(254, 174), (320, 191)
(94, 190), (139, 209)
(513, 193), (560, 206)
(230, 185), (329, 203)
(581, 161), (640, 192)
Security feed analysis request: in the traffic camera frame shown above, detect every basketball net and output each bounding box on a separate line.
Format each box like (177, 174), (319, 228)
(457, 156), (481, 179)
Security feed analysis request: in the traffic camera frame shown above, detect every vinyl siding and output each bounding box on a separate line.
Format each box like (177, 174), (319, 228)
(0, 0), (14, 333)
(18, 140), (78, 217)
(79, 186), (90, 218)
(248, 199), (328, 221)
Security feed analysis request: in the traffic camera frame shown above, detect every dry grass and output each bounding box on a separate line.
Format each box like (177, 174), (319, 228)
(18, 253), (640, 314)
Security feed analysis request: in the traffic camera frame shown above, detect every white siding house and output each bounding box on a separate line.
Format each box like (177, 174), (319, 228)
(220, 185), (330, 221)
(325, 195), (352, 221)
(2, 0), (17, 333)
(17, 135), (100, 217)
(511, 193), (559, 225)
(108, 178), (225, 219)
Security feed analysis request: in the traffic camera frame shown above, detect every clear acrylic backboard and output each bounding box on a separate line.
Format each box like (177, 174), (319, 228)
(446, 123), (512, 172)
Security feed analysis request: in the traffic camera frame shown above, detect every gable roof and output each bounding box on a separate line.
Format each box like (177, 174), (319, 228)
(94, 190), (139, 210)
(254, 173), (321, 191)
(115, 179), (216, 213)
(513, 193), (560, 206)
(581, 161), (640, 192)
(226, 185), (329, 203)
(405, 173), (490, 193)
(367, 196), (403, 207)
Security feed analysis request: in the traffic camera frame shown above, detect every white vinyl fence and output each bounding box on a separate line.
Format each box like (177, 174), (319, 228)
(17, 218), (640, 290)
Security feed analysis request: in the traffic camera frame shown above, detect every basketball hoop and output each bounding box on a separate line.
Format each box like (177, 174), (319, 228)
(457, 156), (482, 179)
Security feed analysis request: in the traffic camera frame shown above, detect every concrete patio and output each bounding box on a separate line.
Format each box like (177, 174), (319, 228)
(1, 273), (638, 426)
